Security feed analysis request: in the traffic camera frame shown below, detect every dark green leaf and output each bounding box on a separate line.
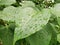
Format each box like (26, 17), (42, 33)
(25, 23), (57, 45)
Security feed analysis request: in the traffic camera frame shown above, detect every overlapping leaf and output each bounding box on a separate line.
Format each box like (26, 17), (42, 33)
(0, 0), (16, 6)
(20, 1), (35, 7)
(0, 26), (14, 45)
(51, 3), (60, 17)
(25, 23), (57, 45)
(0, 1), (51, 45)
(14, 8), (51, 45)
(0, 6), (16, 22)
(57, 34), (60, 43)
(51, 3), (60, 26)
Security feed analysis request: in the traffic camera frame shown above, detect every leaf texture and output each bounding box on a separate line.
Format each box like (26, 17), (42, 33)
(0, 1), (51, 45)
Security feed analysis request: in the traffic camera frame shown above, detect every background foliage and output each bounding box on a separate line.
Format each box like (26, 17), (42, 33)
(0, 0), (60, 45)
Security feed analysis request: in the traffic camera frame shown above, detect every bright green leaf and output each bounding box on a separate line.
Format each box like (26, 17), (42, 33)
(0, 6), (16, 22)
(14, 8), (51, 44)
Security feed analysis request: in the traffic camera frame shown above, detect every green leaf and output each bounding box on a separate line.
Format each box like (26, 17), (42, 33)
(0, 0), (16, 6)
(20, 1), (35, 7)
(26, 0), (44, 3)
(55, 0), (60, 3)
(25, 23), (57, 45)
(0, 6), (38, 45)
(51, 3), (60, 17)
(57, 17), (60, 26)
(51, 3), (60, 26)
(0, 26), (14, 45)
(14, 8), (51, 44)
(57, 34), (60, 43)
(0, 6), (19, 22)
(0, 2), (51, 44)
(49, 24), (57, 45)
